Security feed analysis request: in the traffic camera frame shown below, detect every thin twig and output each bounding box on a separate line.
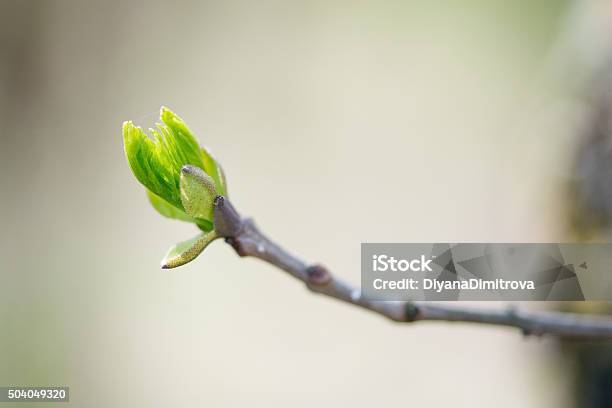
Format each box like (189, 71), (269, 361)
(213, 196), (612, 340)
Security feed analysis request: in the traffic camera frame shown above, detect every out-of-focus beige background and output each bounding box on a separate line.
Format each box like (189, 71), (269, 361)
(1, 0), (607, 407)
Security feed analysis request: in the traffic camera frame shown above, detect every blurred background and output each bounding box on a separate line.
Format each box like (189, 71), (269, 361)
(2, 0), (612, 406)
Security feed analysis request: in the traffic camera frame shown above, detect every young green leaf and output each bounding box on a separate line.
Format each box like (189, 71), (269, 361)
(161, 230), (218, 269)
(147, 190), (196, 223)
(148, 189), (214, 232)
(123, 107), (208, 212)
(200, 146), (228, 197)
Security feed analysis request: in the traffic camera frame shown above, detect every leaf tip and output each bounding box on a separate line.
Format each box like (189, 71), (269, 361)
(160, 106), (182, 127)
(122, 120), (135, 141)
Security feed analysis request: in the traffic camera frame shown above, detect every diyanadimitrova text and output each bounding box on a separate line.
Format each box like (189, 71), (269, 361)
(372, 278), (536, 292)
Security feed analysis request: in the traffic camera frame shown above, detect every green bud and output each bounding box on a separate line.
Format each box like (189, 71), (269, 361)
(123, 106), (228, 232)
(123, 107), (229, 267)
(161, 230), (218, 269)
(180, 165), (217, 221)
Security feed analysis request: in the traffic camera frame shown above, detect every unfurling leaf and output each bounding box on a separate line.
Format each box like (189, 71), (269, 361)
(123, 107), (205, 211)
(147, 190), (195, 223)
(161, 230), (218, 269)
(200, 146), (228, 197)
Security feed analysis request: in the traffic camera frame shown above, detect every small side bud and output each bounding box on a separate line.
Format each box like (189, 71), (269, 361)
(306, 264), (332, 285)
(161, 230), (218, 269)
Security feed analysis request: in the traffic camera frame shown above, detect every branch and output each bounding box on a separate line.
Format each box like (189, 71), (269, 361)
(213, 196), (612, 340)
